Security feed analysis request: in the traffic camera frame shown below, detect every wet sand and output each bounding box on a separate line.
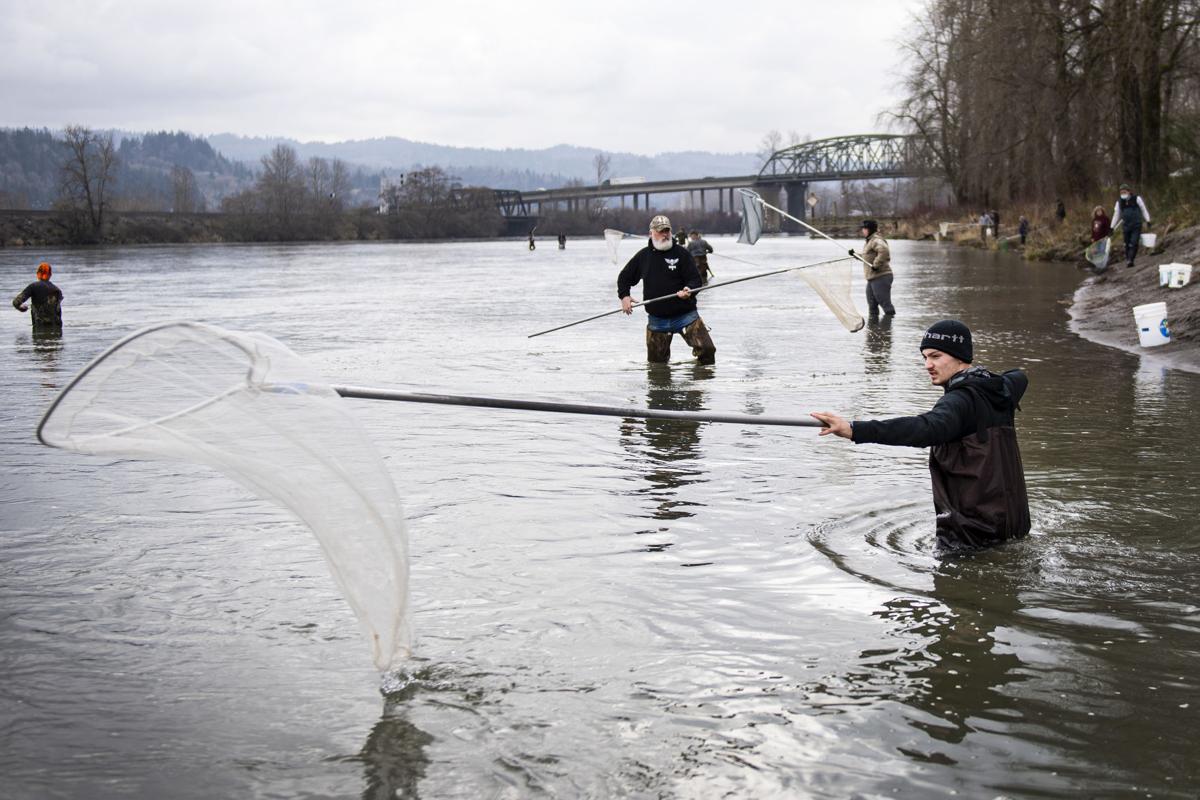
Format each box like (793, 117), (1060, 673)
(1069, 224), (1200, 374)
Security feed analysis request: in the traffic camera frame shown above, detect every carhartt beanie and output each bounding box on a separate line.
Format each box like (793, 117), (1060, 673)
(920, 319), (973, 363)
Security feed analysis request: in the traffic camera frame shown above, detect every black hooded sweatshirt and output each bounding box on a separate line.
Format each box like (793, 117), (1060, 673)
(850, 366), (1030, 549)
(617, 242), (702, 318)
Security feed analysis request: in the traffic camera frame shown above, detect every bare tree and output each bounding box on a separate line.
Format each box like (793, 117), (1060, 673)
(171, 164), (200, 213)
(329, 158), (351, 213)
(757, 130), (783, 167)
(258, 144), (306, 237)
(593, 152), (612, 184)
(889, 0), (1200, 205)
(58, 125), (118, 239)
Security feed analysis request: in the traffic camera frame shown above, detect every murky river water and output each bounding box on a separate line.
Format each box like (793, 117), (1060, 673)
(2, 237), (1198, 798)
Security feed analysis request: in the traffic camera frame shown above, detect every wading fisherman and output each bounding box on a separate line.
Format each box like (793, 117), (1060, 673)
(810, 320), (1030, 551)
(852, 219), (895, 318)
(686, 229), (714, 286)
(12, 261), (63, 330)
(1113, 184), (1151, 269)
(618, 214), (716, 365)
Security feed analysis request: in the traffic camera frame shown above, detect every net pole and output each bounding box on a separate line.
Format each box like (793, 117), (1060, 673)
(527, 256), (852, 338)
(332, 385), (822, 428)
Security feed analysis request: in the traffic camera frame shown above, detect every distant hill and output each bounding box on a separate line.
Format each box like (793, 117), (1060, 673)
(0, 127), (761, 210)
(206, 134), (760, 190)
(0, 128), (256, 210)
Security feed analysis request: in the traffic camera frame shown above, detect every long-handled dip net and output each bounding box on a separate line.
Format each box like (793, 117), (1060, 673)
(37, 322), (413, 672)
(39, 321), (822, 672)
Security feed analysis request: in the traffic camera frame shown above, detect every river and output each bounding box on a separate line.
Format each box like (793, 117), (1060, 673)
(2, 237), (1197, 798)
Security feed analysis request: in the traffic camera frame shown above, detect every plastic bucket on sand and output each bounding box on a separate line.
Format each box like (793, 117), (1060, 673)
(1141, 232), (1157, 249)
(1159, 263), (1193, 288)
(1132, 302), (1170, 347)
(1167, 263), (1192, 288)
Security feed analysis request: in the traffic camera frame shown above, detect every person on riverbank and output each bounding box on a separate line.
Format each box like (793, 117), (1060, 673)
(1091, 206), (1112, 241)
(686, 229), (714, 286)
(1113, 184), (1151, 268)
(978, 212), (992, 242)
(12, 262), (63, 330)
(1055, 200), (1066, 226)
(810, 320), (1030, 551)
(856, 219), (895, 318)
(1018, 216), (1030, 245)
(618, 214), (715, 365)
(991, 209), (1001, 239)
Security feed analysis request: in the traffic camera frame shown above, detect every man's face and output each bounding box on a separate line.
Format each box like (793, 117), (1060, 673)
(651, 228), (671, 243)
(922, 348), (967, 386)
(860, 227), (870, 238)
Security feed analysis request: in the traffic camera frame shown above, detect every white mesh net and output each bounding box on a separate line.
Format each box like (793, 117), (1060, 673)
(38, 321), (411, 672)
(799, 260), (866, 332)
(605, 228), (629, 265)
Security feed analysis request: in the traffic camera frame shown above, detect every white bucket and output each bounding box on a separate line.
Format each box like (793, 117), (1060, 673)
(1132, 302), (1170, 347)
(1159, 264), (1173, 286)
(1141, 232), (1157, 249)
(1167, 263), (1192, 288)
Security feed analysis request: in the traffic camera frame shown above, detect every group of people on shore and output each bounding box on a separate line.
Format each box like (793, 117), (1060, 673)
(973, 185), (1152, 267)
(1089, 183), (1152, 268)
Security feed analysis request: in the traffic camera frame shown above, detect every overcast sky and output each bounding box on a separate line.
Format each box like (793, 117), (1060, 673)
(1, 0), (925, 155)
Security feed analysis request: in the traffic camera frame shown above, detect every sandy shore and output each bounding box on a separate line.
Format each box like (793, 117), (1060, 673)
(1068, 224), (1200, 375)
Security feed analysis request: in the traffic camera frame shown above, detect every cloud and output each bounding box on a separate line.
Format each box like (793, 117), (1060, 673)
(0, 0), (924, 154)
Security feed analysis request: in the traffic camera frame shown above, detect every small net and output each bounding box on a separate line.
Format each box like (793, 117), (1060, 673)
(1085, 236), (1112, 272)
(605, 228), (632, 265)
(38, 322), (411, 672)
(798, 260), (865, 332)
(738, 190), (764, 244)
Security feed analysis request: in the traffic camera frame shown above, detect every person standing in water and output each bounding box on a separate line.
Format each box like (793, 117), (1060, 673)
(686, 229), (714, 286)
(528, 230), (536, 251)
(810, 320), (1030, 551)
(618, 215), (716, 365)
(854, 219), (895, 319)
(1113, 184), (1151, 268)
(557, 232), (566, 250)
(12, 261), (63, 330)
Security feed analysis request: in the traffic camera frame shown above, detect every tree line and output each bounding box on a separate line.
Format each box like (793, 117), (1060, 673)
(892, 0), (1200, 206)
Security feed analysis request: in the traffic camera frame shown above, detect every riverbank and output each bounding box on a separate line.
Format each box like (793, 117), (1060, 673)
(1068, 223), (1200, 374)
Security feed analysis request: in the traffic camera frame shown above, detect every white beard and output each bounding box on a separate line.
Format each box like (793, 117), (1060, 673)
(651, 236), (672, 252)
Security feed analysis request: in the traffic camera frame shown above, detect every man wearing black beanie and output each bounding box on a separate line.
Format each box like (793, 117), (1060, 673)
(810, 320), (1030, 551)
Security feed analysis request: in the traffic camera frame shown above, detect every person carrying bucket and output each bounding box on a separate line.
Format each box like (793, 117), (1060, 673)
(810, 320), (1030, 551)
(1113, 184), (1151, 269)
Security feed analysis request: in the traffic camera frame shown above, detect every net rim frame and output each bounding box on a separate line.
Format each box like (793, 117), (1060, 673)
(36, 320), (259, 449)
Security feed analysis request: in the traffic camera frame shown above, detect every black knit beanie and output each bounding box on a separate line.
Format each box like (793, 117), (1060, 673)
(861, 219), (878, 237)
(920, 319), (973, 363)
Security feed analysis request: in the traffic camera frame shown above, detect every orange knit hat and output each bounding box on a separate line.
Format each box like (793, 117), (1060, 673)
(36, 262), (52, 280)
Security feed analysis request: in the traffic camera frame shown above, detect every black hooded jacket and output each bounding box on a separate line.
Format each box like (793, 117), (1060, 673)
(617, 242), (702, 318)
(850, 366), (1030, 549)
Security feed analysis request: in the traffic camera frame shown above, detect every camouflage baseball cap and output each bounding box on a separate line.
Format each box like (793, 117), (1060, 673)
(649, 214), (672, 231)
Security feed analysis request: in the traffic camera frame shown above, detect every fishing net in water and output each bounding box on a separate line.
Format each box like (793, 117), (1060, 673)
(797, 260), (865, 332)
(37, 321), (411, 672)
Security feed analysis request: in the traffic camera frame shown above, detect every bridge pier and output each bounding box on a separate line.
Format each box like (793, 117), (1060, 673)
(784, 181), (809, 231)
